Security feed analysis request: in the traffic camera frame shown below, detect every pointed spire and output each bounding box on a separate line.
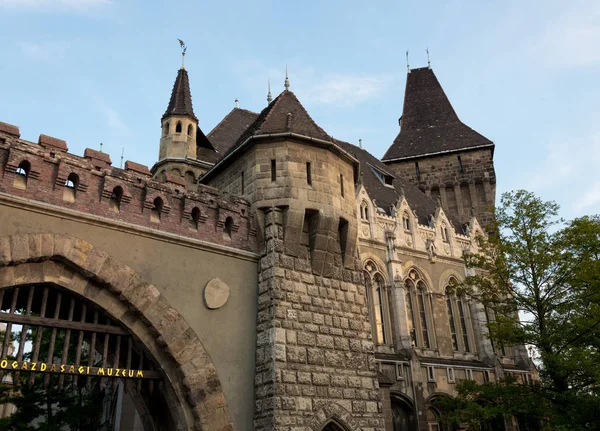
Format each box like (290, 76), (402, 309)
(267, 80), (273, 104)
(163, 68), (197, 121)
(284, 64), (290, 90)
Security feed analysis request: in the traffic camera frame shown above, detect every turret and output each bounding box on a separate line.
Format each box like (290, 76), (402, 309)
(152, 63), (219, 189)
(158, 67), (198, 161)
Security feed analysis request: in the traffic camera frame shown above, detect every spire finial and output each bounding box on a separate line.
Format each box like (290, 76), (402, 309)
(235, 98), (240, 108)
(426, 47), (431, 68)
(120, 147), (124, 169)
(267, 79), (273, 104)
(406, 50), (410, 73)
(359, 138), (363, 149)
(284, 64), (290, 90)
(178, 39), (187, 69)
(99, 142), (103, 153)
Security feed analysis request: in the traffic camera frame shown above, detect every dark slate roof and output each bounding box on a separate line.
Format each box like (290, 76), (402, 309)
(203, 91), (334, 181)
(196, 127), (220, 164)
(163, 68), (197, 121)
(207, 108), (259, 155)
(382, 67), (493, 162)
(336, 139), (463, 230)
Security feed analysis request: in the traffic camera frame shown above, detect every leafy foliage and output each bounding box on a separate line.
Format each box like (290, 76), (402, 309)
(447, 190), (600, 430)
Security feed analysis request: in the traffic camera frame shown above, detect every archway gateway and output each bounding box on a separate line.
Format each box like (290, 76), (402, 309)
(0, 233), (234, 431)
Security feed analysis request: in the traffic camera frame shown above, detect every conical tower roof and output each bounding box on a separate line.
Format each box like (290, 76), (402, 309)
(162, 68), (197, 121)
(383, 67), (492, 162)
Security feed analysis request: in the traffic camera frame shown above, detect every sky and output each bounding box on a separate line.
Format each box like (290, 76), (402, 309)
(0, 0), (599, 221)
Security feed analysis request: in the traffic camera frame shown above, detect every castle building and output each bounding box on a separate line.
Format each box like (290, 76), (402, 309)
(0, 60), (534, 431)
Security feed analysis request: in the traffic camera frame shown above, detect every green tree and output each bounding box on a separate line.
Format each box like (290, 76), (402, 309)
(442, 190), (600, 430)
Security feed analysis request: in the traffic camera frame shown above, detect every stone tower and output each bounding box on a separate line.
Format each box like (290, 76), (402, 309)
(152, 66), (218, 188)
(202, 88), (386, 430)
(382, 67), (496, 230)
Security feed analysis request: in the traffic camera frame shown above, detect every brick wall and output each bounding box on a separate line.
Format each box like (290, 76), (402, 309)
(0, 129), (256, 252)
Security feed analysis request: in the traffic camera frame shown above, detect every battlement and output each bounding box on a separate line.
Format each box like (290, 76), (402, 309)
(0, 123), (256, 253)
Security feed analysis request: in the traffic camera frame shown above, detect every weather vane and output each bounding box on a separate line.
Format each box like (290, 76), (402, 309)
(178, 39), (187, 69)
(406, 50), (410, 73)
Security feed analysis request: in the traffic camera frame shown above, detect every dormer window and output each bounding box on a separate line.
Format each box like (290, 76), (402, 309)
(369, 165), (395, 187)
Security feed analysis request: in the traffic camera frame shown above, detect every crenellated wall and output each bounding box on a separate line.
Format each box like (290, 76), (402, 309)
(0, 122), (256, 253)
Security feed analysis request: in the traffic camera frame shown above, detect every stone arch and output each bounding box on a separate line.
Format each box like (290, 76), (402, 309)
(309, 402), (356, 430)
(438, 269), (464, 292)
(0, 233), (233, 431)
(403, 264), (434, 293)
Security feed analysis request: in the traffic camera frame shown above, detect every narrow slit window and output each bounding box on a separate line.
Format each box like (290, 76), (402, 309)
(271, 160), (276, 182)
(415, 162), (421, 180)
(457, 297), (471, 352)
(306, 162), (312, 185)
(241, 171), (245, 194)
(340, 174), (344, 197)
(457, 155), (464, 173)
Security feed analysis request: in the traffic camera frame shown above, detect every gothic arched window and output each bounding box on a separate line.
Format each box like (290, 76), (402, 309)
(63, 173), (79, 202)
(404, 269), (433, 349)
(360, 200), (370, 221)
(445, 277), (473, 353)
(402, 211), (411, 231)
(109, 186), (123, 213)
(363, 260), (391, 346)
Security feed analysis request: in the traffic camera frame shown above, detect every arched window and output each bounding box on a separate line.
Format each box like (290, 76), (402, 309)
(13, 160), (30, 190)
(446, 277), (472, 353)
(402, 212), (411, 231)
(223, 217), (233, 239)
(185, 171), (195, 187)
(363, 261), (391, 345)
(163, 121), (169, 136)
(150, 197), (163, 223)
(187, 124), (193, 136)
(404, 269), (433, 349)
(392, 396), (416, 431)
(441, 223), (449, 242)
(426, 407), (442, 431)
(190, 207), (200, 230)
(360, 201), (370, 221)
(63, 173), (79, 202)
(109, 186), (123, 213)
(175, 121), (182, 133)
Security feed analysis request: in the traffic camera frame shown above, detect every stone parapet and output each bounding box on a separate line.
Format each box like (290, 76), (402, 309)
(0, 127), (256, 253)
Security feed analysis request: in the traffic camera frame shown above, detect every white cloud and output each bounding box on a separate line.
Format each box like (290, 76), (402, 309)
(539, 0), (600, 68)
(104, 107), (130, 135)
(233, 60), (391, 108)
(19, 41), (69, 63)
(0, 0), (110, 11)
(301, 75), (388, 107)
(574, 180), (600, 211)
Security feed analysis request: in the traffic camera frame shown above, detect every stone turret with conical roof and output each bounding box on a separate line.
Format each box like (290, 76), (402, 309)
(153, 66), (219, 189)
(382, 67), (496, 230)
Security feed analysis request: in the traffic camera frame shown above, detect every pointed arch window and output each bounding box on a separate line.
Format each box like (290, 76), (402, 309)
(363, 261), (391, 346)
(446, 277), (473, 353)
(360, 201), (370, 221)
(441, 223), (449, 242)
(404, 269), (434, 349)
(190, 207), (201, 230)
(187, 124), (193, 136)
(402, 211), (411, 231)
(175, 121), (182, 133)
(163, 121), (170, 136)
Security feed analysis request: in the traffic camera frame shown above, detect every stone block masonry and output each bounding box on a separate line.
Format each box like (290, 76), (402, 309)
(254, 207), (385, 431)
